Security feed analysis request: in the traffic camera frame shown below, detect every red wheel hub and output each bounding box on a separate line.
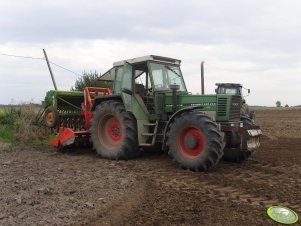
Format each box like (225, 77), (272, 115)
(107, 119), (122, 141)
(98, 114), (123, 149)
(177, 126), (205, 159)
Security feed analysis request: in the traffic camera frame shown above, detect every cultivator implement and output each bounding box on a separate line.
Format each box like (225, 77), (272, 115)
(41, 87), (111, 148)
(42, 90), (84, 130)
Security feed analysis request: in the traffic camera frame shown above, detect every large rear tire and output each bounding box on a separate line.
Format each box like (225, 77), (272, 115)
(90, 100), (138, 159)
(167, 112), (224, 171)
(241, 103), (256, 123)
(223, 115), (254, 162)
(222, 148), (252, 162)
(240, 115), (255, 126)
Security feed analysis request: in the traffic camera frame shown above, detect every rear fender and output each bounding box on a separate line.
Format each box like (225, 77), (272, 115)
(91, 95), (122, 111)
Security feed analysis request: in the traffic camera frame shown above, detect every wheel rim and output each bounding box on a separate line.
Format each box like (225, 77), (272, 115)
(107, 119), (122, 141)
(177, 126), (205, 159)
(45, 111), (54, 125)
(98, 114), (123, 149)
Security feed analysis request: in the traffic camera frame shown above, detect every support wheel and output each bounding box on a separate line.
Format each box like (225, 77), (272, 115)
(44, 106), (59, 128)
(167, 112), (224, 171)
(90, 100), (138, 159)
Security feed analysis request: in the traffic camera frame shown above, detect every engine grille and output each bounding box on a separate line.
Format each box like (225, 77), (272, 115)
(230, 95), (241, 121)
(217, 97), (227, 117)
(217, 96), (241, 121)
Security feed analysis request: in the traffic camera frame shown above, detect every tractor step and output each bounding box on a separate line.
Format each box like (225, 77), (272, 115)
(142, 133), (155, 136)
(143, 123), (156, 126)
(140, 121), (160, 146)
(140, 143), (154, 146)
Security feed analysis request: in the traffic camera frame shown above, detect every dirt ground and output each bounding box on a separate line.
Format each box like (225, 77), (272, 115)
(0, 108), (301, 226)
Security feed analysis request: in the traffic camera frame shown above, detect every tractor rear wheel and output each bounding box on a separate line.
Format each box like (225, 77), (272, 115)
(241, 115), (255, 126)
(223, 115), (255, 162)
(241, 103), (256, 123)
(167, 112), (224, 171)
(90, 100), (138, 159)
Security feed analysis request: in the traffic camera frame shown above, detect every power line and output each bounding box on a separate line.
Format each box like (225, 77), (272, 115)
(50, 61), (82, 77)
(0, 51), (82, 78)
(0, 52), (44, 60)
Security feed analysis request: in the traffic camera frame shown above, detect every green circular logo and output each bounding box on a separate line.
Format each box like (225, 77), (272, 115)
(267, 206), (299, 224)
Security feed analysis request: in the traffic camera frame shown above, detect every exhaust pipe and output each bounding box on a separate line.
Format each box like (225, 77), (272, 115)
(201, 61), (205, 95)
(169, 84), (180, 112)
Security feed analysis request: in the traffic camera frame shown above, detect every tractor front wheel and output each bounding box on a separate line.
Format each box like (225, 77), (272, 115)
(167, 112), (224, 171)
(90, 100), (138, 159)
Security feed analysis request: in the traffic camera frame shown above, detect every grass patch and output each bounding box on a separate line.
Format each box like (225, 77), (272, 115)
(0, 125), (15, 143)
(0, 105), (49, 147)
(29, 139), (49, 147)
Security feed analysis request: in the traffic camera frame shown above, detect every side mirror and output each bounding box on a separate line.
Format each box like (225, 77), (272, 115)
(248, 89), (250, 94)
(169, 84), (180, 91)
(215, 88), (218, 94)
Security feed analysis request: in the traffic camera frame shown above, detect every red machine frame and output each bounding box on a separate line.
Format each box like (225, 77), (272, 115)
(82, 87), (112, 129)
(50, 87), (112, 148)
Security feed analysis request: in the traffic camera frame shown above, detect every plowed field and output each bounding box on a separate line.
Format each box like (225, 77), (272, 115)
(0, 108), (300, 225)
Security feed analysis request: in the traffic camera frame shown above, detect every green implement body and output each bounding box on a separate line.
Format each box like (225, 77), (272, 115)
(42, 90), (85, 131)
(42, 90), (84, 113)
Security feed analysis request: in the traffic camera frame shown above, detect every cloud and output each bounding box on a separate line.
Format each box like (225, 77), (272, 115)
(1, 39), (301, 106)
(0, 0), (301, 106)
(1, 0), (300, 48)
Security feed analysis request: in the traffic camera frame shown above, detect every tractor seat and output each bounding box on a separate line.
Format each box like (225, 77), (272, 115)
(135, 83), (146, 97)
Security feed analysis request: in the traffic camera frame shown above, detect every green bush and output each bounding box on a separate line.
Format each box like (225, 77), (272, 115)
(0, 106), (48, 146)
(0, 124), (15, 143)
(71, 71), (113, 91)
(0, 107), (21, 125)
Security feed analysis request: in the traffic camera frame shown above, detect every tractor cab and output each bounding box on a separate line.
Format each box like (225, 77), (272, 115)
(215, 83), (250, 97)
(100, 55), (187, 115)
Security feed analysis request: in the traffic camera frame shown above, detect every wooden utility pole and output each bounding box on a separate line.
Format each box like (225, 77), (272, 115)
(43, 49), (58, 90)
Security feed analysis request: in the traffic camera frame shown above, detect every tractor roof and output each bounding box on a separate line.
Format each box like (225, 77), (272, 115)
(100, 55), (181, 81)
(216, 83), (242, 87)
(113, 55), (181, 67)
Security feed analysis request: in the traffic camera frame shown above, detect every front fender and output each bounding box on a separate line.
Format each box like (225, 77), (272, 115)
(162, 106), (203, 150)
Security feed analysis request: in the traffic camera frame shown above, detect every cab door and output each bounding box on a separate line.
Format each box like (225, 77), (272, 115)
(121, 62), (133, 111)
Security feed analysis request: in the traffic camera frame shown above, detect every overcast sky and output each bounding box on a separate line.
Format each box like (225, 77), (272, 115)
(0, 0), (300, 106)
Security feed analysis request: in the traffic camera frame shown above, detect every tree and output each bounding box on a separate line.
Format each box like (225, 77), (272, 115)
(71, 71), (112, 91)
(285, 104), (289, 107)
(276, 101), (282, 107)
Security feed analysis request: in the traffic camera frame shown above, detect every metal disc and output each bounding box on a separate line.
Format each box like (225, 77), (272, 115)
(267, 206), (299, 224)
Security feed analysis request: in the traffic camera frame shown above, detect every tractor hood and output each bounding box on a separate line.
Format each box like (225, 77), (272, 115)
(162, 92), (241, 122)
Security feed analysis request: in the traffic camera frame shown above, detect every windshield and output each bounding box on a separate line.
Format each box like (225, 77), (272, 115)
(149, 62), (186, 91)
(218, 87), (242, 95)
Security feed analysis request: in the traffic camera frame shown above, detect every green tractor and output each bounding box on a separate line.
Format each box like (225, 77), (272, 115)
(42, 55), (261, 170)
(215, 83), (256, 123)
